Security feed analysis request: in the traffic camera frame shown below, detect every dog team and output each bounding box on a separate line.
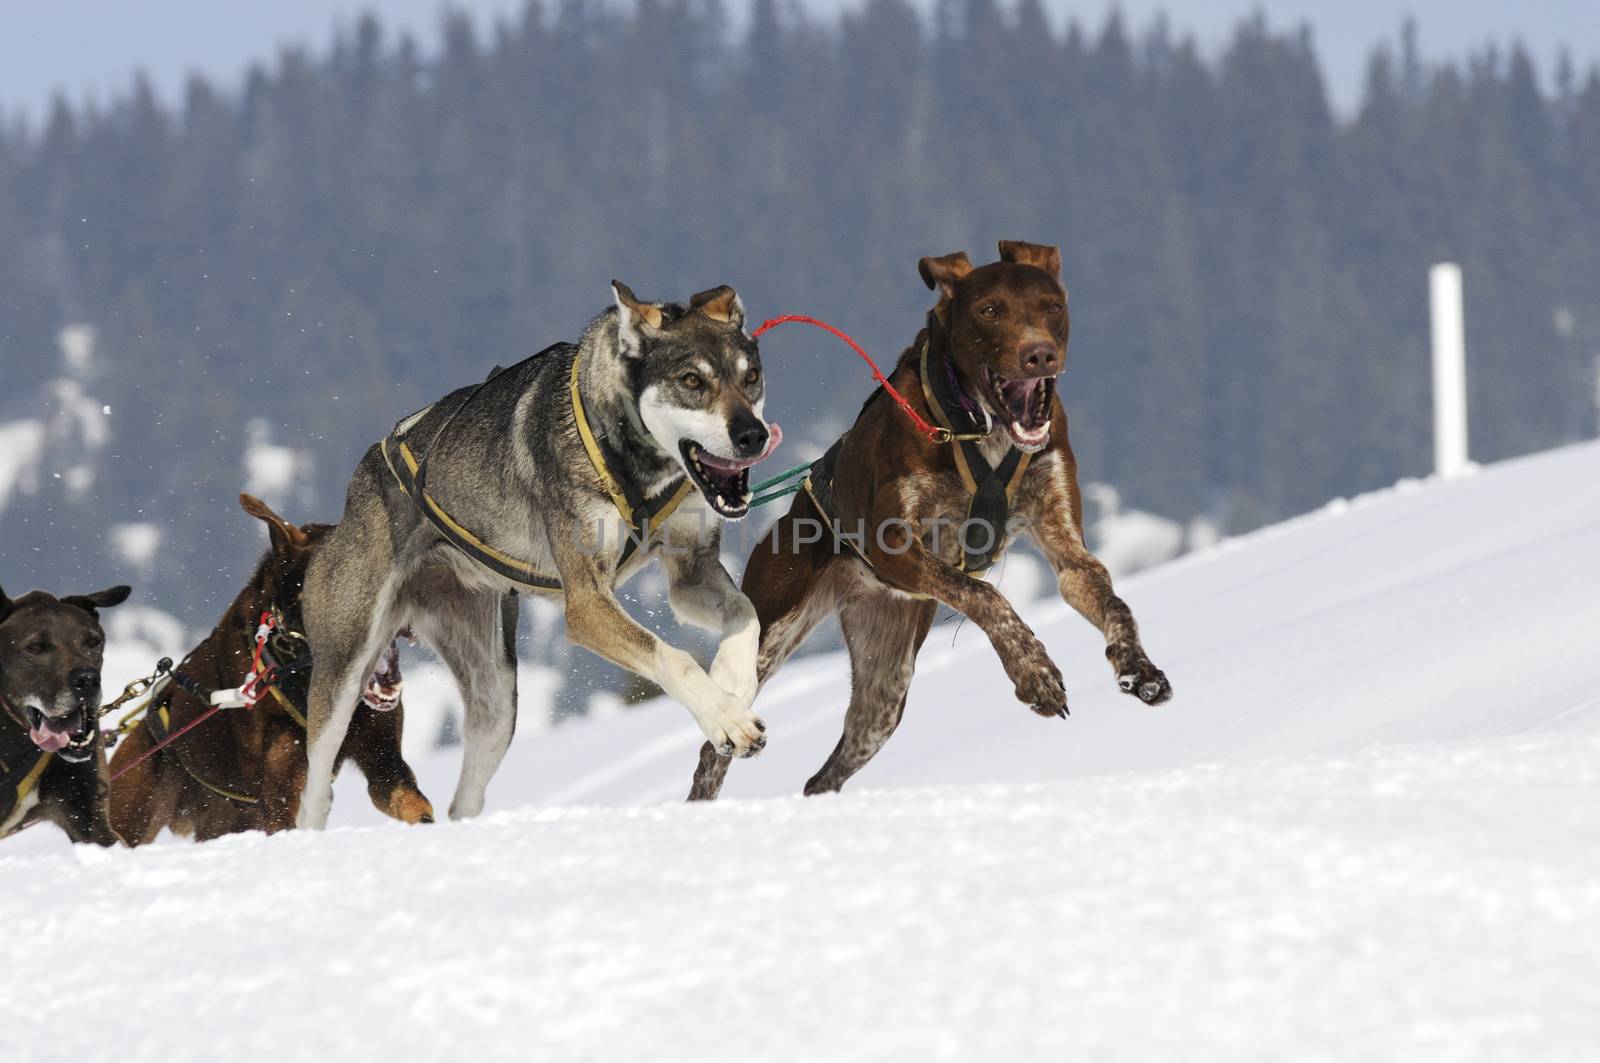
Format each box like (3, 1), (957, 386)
(0, 240), (1172, 846)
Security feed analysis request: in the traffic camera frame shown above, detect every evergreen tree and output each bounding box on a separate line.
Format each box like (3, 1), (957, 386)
(0, 3), (1595, 627)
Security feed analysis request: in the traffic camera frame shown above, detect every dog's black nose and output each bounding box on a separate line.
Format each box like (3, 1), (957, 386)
(1020, 342), (1059, 373)
(69, 668), (100, 697)
(731, 414), (769, 459)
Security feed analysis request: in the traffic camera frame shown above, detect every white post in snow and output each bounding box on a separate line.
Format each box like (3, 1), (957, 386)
(1429, 263), (1469, 479)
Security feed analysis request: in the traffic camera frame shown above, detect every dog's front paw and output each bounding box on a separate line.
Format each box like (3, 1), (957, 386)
(697, 692), (768, 759)
(384, 787), (436, 825)
(1012, 643), (1068, 719)
(1108, 643), (1172, 705)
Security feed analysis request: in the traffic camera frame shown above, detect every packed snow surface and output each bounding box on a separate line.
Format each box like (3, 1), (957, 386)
(5, 441), (1600, 1061)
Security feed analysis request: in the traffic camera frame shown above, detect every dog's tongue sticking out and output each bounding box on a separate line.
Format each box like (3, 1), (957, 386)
(29, 718), (72, 753)
(684, 423), (782, 517)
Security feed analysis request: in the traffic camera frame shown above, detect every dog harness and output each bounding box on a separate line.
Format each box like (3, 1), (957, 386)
(141, 700), (261, 806)
(137, 606), (312, 806)
(0, 746), (53, 827)
(803, 339), (1031, 579)
(381, 344), (693, 594)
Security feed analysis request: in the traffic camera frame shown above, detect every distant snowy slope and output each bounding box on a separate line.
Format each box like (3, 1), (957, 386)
(382, 440), (1600, 811)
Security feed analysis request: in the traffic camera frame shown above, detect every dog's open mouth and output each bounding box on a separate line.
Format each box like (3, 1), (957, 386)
(679, 423), (782, 520)
(27, 705), (97, 762)
(984, 369), (1055, 450)
(361, 637), (406, 712)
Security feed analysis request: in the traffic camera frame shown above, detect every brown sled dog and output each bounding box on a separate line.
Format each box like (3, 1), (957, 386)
(1, 583), (131, 844)
(690, 240), (1172, 799)
(109, 495), (432, 843)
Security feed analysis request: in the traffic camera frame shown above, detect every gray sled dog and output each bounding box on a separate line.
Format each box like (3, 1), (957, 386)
(295, 282), (780, 827)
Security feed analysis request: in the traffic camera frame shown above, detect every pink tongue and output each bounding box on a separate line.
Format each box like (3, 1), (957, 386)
(704, 423), (783, 472)
(30, 724), (71, 753)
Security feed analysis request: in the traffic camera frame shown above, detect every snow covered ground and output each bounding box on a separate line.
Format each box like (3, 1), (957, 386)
(5, 440), (1600, 1061)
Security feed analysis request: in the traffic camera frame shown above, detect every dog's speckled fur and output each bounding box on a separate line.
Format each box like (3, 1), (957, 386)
(690, 241), (1172, 800)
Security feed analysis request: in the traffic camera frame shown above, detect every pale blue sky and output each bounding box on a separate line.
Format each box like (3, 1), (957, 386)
(1, 0), (1595, 124)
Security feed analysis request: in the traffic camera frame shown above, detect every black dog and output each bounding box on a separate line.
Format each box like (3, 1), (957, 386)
(0, 583), (130, 844)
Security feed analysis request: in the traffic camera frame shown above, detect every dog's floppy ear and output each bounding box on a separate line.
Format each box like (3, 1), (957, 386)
(690, 285), (745, 329)
(918, 252), (973, 303)
(61, 585), (132, 616)
(240, 493), (310, 555)
(612, 280), (663, 359)
(997, 240), (1062, 279)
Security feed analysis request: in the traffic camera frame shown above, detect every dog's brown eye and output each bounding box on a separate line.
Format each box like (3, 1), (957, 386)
(26, 640), (49, 655)
(84, 635), (103, 650)
(745, 368), (760, 386)
(681, 372), (703, 389)
(1046, 302), (1063, 315)
(979, 305), (999, 320)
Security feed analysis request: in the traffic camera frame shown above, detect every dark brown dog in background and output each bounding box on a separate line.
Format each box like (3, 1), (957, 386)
(109, 495), (432, 843)
(691, 240), (1172, 799)
(0, 582), (130, 844)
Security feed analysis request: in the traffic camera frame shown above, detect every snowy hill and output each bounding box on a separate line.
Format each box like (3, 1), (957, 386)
(5, 441), (1600, 1061)
(385, 438), (1600, 810)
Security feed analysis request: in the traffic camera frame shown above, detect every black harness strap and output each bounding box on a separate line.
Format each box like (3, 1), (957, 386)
(951, 438), (1027, 575)
(801, 438), (872, 568)
(383, 430), (565, 593)
(803, 342), (1032, 580)
(135, 606), (315, 807)
(142, 692), (260, 806)
(918, 341), (1031, 575)
(382, 343), (691, 592)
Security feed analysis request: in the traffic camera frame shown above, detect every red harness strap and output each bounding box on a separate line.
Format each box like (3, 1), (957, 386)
(751, 315), (950, 443)
(107, 612), (280, 784)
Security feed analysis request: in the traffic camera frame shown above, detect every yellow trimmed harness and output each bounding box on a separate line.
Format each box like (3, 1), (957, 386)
(0, 749), (54, 828)
(800, 339), (1033, 583)
(143, 701), (261, 805)
(382, 348), (693, 593)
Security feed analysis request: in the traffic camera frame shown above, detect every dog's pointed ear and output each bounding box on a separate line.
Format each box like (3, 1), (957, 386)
(690, 285), (745, 329)
(0, 584), (12, 625)
(918, 252), (973, 303)
(997, 240), (1062, 278)
(241, 493), (309, 554)
(61, 585), (132, 616)
(612, 280), (663, 359)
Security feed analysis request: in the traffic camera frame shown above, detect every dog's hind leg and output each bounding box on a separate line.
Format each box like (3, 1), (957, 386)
(413, 588), (517, 820)
(298, 620), (393, 829)
(296, 536), (400, 830)
(804, 594), (936, 796)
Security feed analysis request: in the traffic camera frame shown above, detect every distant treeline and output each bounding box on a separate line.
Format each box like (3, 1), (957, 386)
(1, 0), (1598, 613)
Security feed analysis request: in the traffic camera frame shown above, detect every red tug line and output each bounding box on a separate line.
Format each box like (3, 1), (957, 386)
(751, 314), (945, 443)
(106, 611), (280, 785)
